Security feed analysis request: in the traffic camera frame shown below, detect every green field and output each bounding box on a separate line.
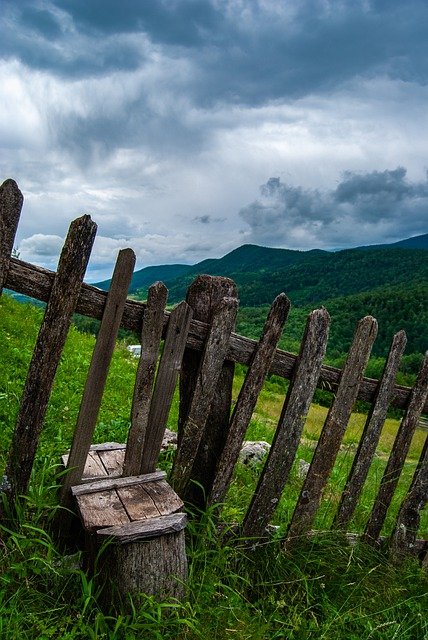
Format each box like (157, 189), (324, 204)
(0, 294), (427, 639)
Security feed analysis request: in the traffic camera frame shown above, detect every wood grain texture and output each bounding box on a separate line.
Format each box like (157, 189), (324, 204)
(97, 512), (187, 542)
(140, 300), (193, 474)
(242, 308), (330, 538)
(364, 351), (428, 543)
(208, 293), (290, 507)
(71, 471), (166, 496)
(334, 330), (407, 529)
(171, 295), (238, 497)
(286, 316), (378, 542)
(60, 248), (135, 505)
(0, 179), (23, 294)
(76, 490), (130, 530)
(2, 215), (97, 508)
(391, 435), (428, 556)
(123, 282), (168, 476)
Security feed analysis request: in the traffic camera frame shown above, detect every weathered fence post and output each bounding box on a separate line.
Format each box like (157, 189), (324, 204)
(242, 307), (330, 538)
(59, 248), (135, 510)
(1, 215), (97, 514)
(0, 179), (23, 295)
(177, 275), (238, 507)
(172, 293), (238, 499)
(364, 351), (428, 544)
(390, 434), (428, 558)
(334, 330), (407, 529)
(286, 316), (378, 542)
(208, 293), (290, 508)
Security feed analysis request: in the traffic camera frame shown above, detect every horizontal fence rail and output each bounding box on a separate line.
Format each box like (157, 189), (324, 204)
(4, 256), (427, 415)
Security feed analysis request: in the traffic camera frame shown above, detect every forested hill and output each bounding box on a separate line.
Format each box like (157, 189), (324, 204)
(91, 234), (427, 360)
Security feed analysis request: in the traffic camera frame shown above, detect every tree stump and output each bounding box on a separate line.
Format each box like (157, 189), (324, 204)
(71, 473), (187, 606)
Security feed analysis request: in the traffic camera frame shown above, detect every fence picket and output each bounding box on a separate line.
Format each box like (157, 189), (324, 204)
(140, 301), (193, 474)
(286, 316), (378, 542)
(364, 351), (428, 543)
(334, 330), (407, 529)
(391, 435), (428, 556)
(242, 308), (330, 538)
(59, 248), (135, 505)
(0, 179), (23, 294)
(123, 282), (168, 476)
(208, 293), (290, 507)
(178, 275), (238, 507)
(1, 215), (97, 510)
(171, 296), (238, 497)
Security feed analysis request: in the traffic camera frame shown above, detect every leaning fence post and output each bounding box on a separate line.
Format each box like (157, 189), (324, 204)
(59, 248), (135, 508)
(364, 351), (428, 544)
(178, 275), (238, 508)
(390, 434), (428, 558)
(286, 315), (378, 543)
(1, 215), (97, 515)
(0, 179), (23, 295)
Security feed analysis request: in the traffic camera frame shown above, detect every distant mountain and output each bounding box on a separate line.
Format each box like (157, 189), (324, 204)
(92, 233), (428, 306)
(356, 233), (428, 251)
(94, 263), (192, 292)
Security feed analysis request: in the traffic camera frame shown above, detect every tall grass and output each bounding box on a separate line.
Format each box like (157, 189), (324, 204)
(0, 294), (427, 639)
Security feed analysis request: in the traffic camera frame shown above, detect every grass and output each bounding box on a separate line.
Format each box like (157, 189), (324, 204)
(0, 294), (427, 639)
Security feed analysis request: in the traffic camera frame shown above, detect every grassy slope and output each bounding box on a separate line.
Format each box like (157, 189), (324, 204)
(0, 294), (427, 639)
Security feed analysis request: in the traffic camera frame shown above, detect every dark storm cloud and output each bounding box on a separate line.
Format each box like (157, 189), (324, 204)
(239, 169), (428, 248)
(3, 0), (428, 101)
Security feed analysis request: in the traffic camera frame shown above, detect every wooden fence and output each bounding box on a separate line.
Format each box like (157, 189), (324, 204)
(1, 178), (427, 565)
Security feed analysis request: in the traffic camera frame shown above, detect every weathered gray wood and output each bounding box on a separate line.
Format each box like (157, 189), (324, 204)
(242, 308), (330, 537)
(334, 330), (407, 529)
(123, 282), (168, 476)
(391, 435), (428, 556)
(76, 490), (130, 530)
(364, 352), (428, 543)
(95, 518), (188, 604)
(117, 485), (162, 520)
(140, 300), (193, 474)
(71, 471), (166, 496)
(142, 480), (184, 515)
(98, 448), (125, 477)
(0, 179), (23, 294)
(172, 295), (239, 497)
(59, 248), (135, 505)
(97, 512), (187, 542)
(286, 316), (378, 542)
(208, 293), (290, 507)
(5, 257), (424, 413)
(1, 215), (97, 510)
(178, 275), (238, 507)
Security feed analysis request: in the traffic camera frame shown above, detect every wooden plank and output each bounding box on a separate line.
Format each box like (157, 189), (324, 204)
(71, 471), (166, 496)
(178, 275), (238, 507)
(76, 490), (130, 530)
(286, 316), (378, 542)
(242, 308), (330, 537)
(97, 512), (187, 543)
(97, 448), (125, 477)
(334, 330), (407, 529)
(117, 485), (161, 520)
(364, 352), (428, 543)
(391, 434), (428, 556)
(86, 442), (126, 452)
(59, 248), (135, 504)
(5, 257), (425, 413)
(140, 300), (193, 474)
(142, 480), (184, 515)
(123, 282), (168, 476)
(171, 295), (239, 497)
(2, 215), (97, 510)
(208, 293), (290, 507)
(0, 179), (23, 294)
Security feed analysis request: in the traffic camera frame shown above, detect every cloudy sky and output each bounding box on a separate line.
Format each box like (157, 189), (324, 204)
(2, 0), (428, 281)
